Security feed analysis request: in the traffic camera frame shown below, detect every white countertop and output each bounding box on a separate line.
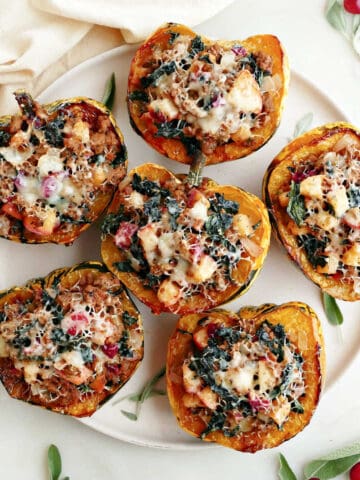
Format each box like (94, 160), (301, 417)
(0, 1), (359, 478)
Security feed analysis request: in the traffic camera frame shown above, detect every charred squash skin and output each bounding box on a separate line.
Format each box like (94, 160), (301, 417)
(101, 163), (271, 315)
(0, 93), (127, 245)
(166, 302), (325, 452)
(263, 122), (360, 301)
(0, 261), (143, 417)
(127, 23), (289, 165)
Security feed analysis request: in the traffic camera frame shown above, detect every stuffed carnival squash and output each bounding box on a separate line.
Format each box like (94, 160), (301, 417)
(101, 164), (270, 314)
(0, 92), (127, 244)
(167, 302), (325, 452)
(127, 23), (289, 165)
(0, 262), (143, 417)
(263, 122), (360, 301)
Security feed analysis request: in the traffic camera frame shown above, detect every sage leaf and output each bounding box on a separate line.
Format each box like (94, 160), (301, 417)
(121, 410), (138, 421)
(353, 14), (360, 33)
(139, 366), (166, 404)
(293, 112), (313, 139)
(102, 72), (116, 110)
(304, 441), (360, 479)
(287, 181), (307, 226)
(279, 453), (298, 480)
(326, 0), (347, 34)
(322, 292), (343, 325)
(353, 23), (360, 55)
(115, 366), (166, 421)
(48, 445), (62, 480)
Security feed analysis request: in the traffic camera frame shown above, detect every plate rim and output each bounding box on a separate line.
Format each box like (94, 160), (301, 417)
(37, 44), (356, 450)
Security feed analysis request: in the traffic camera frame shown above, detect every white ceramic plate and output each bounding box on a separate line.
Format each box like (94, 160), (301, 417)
(1, 45), (359, 449)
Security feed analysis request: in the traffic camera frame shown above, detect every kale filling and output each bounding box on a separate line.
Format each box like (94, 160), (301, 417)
(155, 120), (201, 156)
(41, 116), (65, 148)
(189, 321), (304, 438)
(122, 311), (137, 327)
(110, 144), (127, 167)
(239, 53), (270, 86)
(297, 234), (329, 268)
(0, 130), (10, 147)
(141, 61), (176, 88)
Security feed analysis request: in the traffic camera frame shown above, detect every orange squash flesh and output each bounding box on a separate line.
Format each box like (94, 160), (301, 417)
(0, 262), (143, 417)
(166, 302), (325, 452)
(0, 93), (127, 245)
(101, 163), (270, 315)
(128, 23), (289, 165)
(263, 122), (360, 301)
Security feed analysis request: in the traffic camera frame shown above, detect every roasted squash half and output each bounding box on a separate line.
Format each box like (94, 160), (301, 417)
(0, 92), (127, 244)
(127, 23), (289, 165)
(263, 122), (360, 301)
(101, 163), (270, 315)
(0, 261), (143, 417)
(166, 302), (325, 452)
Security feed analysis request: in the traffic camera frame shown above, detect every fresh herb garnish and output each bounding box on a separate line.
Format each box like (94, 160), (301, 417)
(278, 441), (360, 480)
(322, 292), (344, 325)
(141, 61), (176, 88)
(292, 112), (314, 139)
(304, 441), (360, 479)
(102, 72), (116, 110)
(297, 234), (329, 268)
(325, 0), (360, 56)
(48, 444), (69, 480)
(278, 453), (297, 480)
(286, 181), (307, 226)
(114, 366), (166, 421)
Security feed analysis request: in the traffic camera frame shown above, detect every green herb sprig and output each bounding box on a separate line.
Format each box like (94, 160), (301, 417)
(322, 292), (344, 326)
(102, 72), (116, 110)
(278, 453), (297, 480)
(113, 366), (166, 421)
(278, 441), (360, 480)
(326, 0), (360, 55)
(48, 445), (69, 480)
(292, 112), (314, 139)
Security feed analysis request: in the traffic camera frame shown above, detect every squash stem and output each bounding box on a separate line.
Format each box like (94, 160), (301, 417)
(186, 150), (206, 187)
(14, 90), (36, 119)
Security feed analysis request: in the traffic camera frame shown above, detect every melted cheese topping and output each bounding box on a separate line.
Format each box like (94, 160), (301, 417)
(107, 173), (261, 310)
(132, 33), (279, 149)
(0, 96), (126, 238)
(0, 272), (141, 402)
(183, 319), (305, 436)
(283, 135), (360, 292)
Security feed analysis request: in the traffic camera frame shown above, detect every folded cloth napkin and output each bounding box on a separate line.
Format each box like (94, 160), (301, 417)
(0, 0), (234, 113)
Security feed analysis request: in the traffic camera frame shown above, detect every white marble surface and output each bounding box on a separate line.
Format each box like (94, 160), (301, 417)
(0, 0), (359, 478)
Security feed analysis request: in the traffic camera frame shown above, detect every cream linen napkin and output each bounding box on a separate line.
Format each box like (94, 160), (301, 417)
(0, 0), (234, 113)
